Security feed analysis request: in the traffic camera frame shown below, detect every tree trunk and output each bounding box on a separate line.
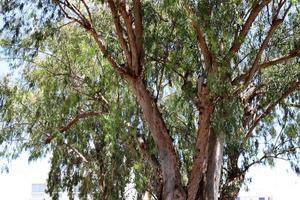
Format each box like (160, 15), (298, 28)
(187, 86), (226, 200)
(128, 78), (186, 200)
(201, 132), (224, 200)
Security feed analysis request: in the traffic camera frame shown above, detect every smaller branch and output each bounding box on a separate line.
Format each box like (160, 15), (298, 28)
(259, 49), (300, 69)
(244, 146), (300, 172)
(61, 0), (88, 24)
(274, 113), (288, 147)
(56, 20), (77, 30)
(242, 3), (292, 86)
(88, 29), (130, 79)
(81, 0), (93, 25)
(245, 81), (300, 140)
(284, 103), (300, 109)
(57, 2), (84, 26)
(243, 18), (283, 85)
(119, 2), (139, 74)
(58, 0), (131, 79)
(65, 142), (89, 163)
(156, 64), (165, 100)
(42, 131), (89, 163)
(59, 111), (101, 133)
(185, 5), (212, 70)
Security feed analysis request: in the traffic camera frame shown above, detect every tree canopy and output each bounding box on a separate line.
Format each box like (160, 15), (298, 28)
(0, 1), (300, 200)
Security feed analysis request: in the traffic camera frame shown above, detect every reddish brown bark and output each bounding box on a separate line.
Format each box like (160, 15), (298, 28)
(128, 77), (186, 200)
(187, 86), (214, 200)
(54, 2), (299, 200)
(230, 0), (271, 54)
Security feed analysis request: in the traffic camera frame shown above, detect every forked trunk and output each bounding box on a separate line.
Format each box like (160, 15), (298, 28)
(128, 78), (186, 200)
(128, 78), (226, 200)
(187, 86), (225, 200)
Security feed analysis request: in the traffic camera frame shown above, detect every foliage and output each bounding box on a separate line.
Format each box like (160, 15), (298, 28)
(0, 0), (300, 199)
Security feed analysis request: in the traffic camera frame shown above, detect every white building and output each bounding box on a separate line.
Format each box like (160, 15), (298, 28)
(30, 183), (79, 200)
(237, 196), (273, 200)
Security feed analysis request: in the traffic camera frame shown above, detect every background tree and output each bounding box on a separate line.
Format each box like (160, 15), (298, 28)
(0, 0), (300, 200)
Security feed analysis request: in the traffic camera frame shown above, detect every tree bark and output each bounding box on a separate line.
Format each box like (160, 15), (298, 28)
(128, 78), (186, 200)
(201, 132), (224, 200)
(188, 86), (213, 200)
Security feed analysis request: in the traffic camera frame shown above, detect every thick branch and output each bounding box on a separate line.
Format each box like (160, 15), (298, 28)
(107, 0), (131, 66)
(230, 0), (271, 54)
(133, 0), (144, 67)
(193, 21), (212, 70)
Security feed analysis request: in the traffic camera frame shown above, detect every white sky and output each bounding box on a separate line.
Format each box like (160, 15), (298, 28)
(1, 56), (300, 200)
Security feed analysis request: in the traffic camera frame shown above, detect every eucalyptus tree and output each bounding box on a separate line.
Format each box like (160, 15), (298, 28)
(1, 0), (300, 200)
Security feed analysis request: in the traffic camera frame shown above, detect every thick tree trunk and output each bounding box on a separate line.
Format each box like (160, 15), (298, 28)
(128, 78), (186, 200)
(187, 86), (225, 200)
(201, 132), (224, 200)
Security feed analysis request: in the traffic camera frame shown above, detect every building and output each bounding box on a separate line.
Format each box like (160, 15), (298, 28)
(30, 183), (79, 200)
(237, 196), (273, 200)
(30, 184), (50, 200)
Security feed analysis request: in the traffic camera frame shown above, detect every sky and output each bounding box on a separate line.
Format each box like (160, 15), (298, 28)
(0, 57), (300, 200)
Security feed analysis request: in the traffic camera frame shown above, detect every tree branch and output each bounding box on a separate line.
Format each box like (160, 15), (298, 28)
(59, 111), (101, 132)
(133, 0), (144, 68)
(119, 2), (140, 75)
(243, 18), (284, 84)
(240, 2), (292, 85)
(107, 0), (131, 66)
(185, 5), (212, 70)
(129, 78), (185, 199)
(88, 28), (130, 79)
(187, 87), (214, 200)
(57, 0), (130, 79)
(230, 0), (272, 54)
(259, 49), (300, 69)
(245, 81), (300, 140)
(81, 0), (93, 24)
(244, 146), (300, 172)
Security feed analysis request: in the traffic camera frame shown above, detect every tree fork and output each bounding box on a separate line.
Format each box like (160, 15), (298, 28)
(128, 77), (186, 200)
